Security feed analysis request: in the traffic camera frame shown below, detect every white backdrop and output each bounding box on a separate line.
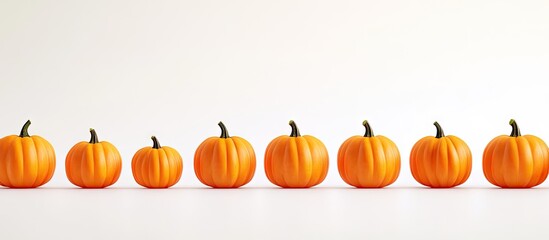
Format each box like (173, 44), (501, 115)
(1, 0), (549, 188)
(3, 1), (549, 240)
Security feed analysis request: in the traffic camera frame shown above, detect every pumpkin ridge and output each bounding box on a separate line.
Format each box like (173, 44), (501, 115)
(225, 138), (239, 187)
(516, 137), (532, 188)
(19, 137), (38, 187)
(434, 138), (447, 187)
(278, 139), (291, 187)
(103, 142), (117, 187)
(39, 136), (56, 187)
(231, 138), (245, 187)
(379, 137), (392, 187)
(161, 147), (173, 187)
(193, 143), (203, 185)
(29, 138), (44, 187)
(165, 148), (175, 188)
(531, 136), (549, 186)
(336, 138), (348, 185)
(500, 139), (515, 187)
(426, 138), (440, 187)
(94, 143), (106, 187)
(419, 138), (435, 187)
(491, 137), (507, 187)
(233, 137), (254, 187)
(524, 136), (544, 187)
(295, 137), (309, 187)
(198, 140), (215, 186)
(284, 137), (298, 187)
(524, 137), (540, 187)
(342, 137), (358, 186)
(371, 137), (387, 187)
(159, 148), (170, 187)
(1, 137), (19, 186)
(445, 137), (460, 187)
(362, 137), (374, 187)
(308, 135), (328, 187)
(242, 137), (257, 186)
(0, 137), (10, 186)
(409, 138), (421, 186)
(417, 137), (434, 187)
(344, 138), (364, 187)
(263, 137), (279, 185)
(131, 148), (142, 187)
(210, 138), (225, 187)
(11, 137), (24, 186)
(135, 148), (147, 187)
(66, 142), (82, 187)
(485, 137), (501, 186)
(447, 136), (468, 187)
(149, 148), (160, 187)
(143, 149), (154, 187)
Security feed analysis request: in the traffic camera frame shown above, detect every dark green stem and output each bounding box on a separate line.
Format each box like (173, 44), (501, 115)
(362, 120), (374, 137)
(289, 120), (301, 137)
(218, 121), (230, 138)
(89, 128), (99, 144)
(434, 122), (445, 138)
(509, 119), (521, 137)
(151, 136), (161, 149)
(19, 120), (31, 138)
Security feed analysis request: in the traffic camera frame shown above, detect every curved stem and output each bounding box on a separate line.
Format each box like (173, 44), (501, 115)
(434, 121), (445, 138)
(89, 128), (99, 144)
(151, 136), (161, 149)
(289, 120), (301, 137)
(509, 119), (521, 137)
(19, 120), (31, 138)
(363, 120), (374, 137)
(218, 121), (230, 138)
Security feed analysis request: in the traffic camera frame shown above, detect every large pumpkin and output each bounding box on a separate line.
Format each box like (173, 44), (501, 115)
(65, 129), (122, 188)
(410, 122), (472, 188)
(0, 120), (56, 188)
(483, 119), (549, 188)
(338, 120), (400, 188)
(264, 120), (329, 188)
(194, 122), (256, 188)
(132, 136), (183, 188)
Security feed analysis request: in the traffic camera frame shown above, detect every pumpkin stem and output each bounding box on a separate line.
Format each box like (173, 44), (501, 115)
(218, 121), (230, 138)
(289, 120), (301, 137)
(19, 120), (31, 138)
(89, 128), (99, 144)
(151, 136), (161, 149)
(509, 119), (521, 137)
(434, 122), (445, 138)
(363, 120), (374, 137)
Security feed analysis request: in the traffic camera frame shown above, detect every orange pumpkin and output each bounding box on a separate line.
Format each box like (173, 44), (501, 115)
(0, 120), (56, 188)
(132, 136), (183, 188)
(483, 119), (549, 188)
(410, 122), (472, 188)
(194, 122), (256, 188)
(264, 120), (329, 188)
(338, 120), (400, 188)
(65, 129), (122, 188)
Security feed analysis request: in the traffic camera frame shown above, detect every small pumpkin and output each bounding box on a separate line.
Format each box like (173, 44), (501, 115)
(132, 136), (183, 188)
(194, 122), (256, 188)
(264, 120), (329, 188)
(0, 120), (56, 188)
(338, 120), (400, 188)
(65, 128), (122, 188)
(483, 119), (549, 188)
(410, 122), (472, 188)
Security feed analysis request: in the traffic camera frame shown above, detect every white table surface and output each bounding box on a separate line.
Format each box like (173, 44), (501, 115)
(1, 186), (547, 240)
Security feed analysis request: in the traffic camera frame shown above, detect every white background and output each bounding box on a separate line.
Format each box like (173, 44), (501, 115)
(1, 0), (549, 239)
